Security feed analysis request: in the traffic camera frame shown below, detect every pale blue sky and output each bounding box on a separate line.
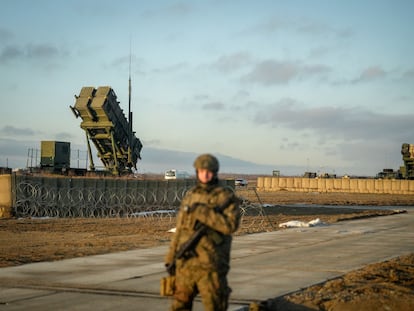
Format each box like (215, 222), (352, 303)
(1, 0), (413, 175)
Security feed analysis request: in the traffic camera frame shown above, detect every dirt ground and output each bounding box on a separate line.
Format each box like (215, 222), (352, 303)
(0, 190), (413, 310)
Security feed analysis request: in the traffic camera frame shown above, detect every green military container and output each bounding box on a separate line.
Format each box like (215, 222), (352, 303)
(40, 141), (71, 169)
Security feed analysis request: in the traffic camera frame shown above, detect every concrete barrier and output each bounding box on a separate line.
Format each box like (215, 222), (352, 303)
(257, 177), (414, 194)
(0, 175), (12, 218)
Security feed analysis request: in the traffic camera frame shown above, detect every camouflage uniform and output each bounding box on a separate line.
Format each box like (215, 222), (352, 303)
(165, 154), (241, 311)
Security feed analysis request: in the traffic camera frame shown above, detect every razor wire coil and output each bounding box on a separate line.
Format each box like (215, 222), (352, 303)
(13, 180), (184, 219)
(13, 177), (273, 232)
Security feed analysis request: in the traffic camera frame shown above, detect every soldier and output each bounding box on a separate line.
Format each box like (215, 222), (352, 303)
(165, 154), (241, 311)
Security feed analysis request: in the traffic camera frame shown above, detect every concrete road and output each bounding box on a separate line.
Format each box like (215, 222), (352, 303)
(0, 209), (413, 310)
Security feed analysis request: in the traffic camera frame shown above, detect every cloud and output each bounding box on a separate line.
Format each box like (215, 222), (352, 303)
(152, 62), (188, 74)
(55, 132), (75, 141)
(164, 2), (193, 16)
(254, 99), (412, 142)
(352, 66), (387, 83)
(245, 16), (353, 39)
(0, 127), (73, 142)
(27, 43), (60, 59)
(141, 2), (194, 19)
(193, 94), (210, 101)
(0, 126), (36, 136)
(0, 45), (24, 62)
(402, 69), (414, 80)
(201, 101), (226, 111)
(110, 54), (137, 67)
(241, 60), (331, 85)
(248, 16), (285, 34)
(242, 61), (297, 85)
(295, 19), (353, 39)
(211, 52), (252, 73)
(279, 141), (301, 150)
(0, 42), (64, 64)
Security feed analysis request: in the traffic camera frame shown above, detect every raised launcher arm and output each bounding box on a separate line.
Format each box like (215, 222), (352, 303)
(70, 86), (143, 175)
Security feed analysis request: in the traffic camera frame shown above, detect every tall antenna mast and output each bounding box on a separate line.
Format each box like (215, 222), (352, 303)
(128, 39), (133, 169)
(128, 40), (132, 124)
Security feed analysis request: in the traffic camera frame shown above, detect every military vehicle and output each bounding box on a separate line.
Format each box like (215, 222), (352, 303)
(376, 168), (400, 179)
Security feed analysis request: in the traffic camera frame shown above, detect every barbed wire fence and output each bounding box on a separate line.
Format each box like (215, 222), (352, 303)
(237, 187), (276, 233)
(12, 175), (275, 232)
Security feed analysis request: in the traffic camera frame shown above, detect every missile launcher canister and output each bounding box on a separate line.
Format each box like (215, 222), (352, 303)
(70, 86), (142, 175)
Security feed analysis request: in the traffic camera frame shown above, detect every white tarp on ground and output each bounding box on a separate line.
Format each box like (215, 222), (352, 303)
(279, 218), (327, 228)
(169, 219), (327, 232)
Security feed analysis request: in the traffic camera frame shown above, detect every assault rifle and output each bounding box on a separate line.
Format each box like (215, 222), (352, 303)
(166, 196), (233, 275)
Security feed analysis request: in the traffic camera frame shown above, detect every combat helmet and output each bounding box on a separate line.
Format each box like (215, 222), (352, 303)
(193, 154), (219, 173)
